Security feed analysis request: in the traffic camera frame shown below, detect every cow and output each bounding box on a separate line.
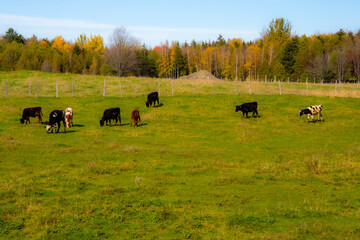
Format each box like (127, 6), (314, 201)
(130, 110), (141, 127)
(20, 107), (43, 124)
(235, 102), (259, 118)
(46, 110), (66, 134)
(65, 108), (73, 128)
(145, 92), (159, 107)
(299, 105), (323, 122)
(100, 108), (121, 127)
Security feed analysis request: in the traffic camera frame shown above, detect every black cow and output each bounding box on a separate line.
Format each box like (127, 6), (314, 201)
(145, 92), (159, 107)
(100, 108), (121, 126)
(46, 110), (66, 134)
(235, 102), (259, 118)
(20, 107), (43, 124)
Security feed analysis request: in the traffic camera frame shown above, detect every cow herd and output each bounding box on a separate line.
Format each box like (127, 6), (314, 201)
(19, 91), (325, 134)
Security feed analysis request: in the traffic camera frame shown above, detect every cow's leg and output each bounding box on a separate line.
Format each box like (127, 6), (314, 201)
(157, 99), (159, 106)
(63, 120), (66, 133)
(27, 117), (30, 124)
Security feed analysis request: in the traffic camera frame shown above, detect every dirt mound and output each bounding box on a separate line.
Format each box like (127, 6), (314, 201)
(180, 70), (219, 80)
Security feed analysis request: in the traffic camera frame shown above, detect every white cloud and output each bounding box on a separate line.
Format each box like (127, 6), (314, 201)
(0, 14), (259, 46)
(0, 14), (115, 30)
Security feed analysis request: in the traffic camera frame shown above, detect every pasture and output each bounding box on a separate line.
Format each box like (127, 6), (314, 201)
(1, 73), (360, 239)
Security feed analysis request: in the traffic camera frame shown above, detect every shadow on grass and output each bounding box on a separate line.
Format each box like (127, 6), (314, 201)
(153, 103), (164, 108)
(73, 124), (85, 127)
(129, 123), (147, 127)
(307, 119), (325, 123)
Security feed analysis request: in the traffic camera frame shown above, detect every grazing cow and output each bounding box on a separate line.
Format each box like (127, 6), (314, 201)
(65, 108), (73, 128)
(100, 108), (121, 127)
(46, 110), (66, 134)
(299, 105), (323, 122)
(130, 110), (141, 127)
(235, 102), (259, 118)
(20, 107), (43, 124)
(145, 92), (159, 107)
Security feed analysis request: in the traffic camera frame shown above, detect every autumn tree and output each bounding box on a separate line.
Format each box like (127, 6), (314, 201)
(263, 18), (292, 65)
(106, 27), (139, 76)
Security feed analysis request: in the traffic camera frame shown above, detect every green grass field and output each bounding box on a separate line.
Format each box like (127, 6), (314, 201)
(1, 72), (360, 239)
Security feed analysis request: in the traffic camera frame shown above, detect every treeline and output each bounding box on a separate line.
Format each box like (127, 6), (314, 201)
(1, 18), (360, 82)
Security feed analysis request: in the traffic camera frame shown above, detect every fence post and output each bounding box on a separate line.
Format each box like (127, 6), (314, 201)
(248, 76), (251, 94)
(56, 80), (58, 98)
(36, 82), (39, 98)
(29, 78), (32, 97)
(158, 78), (160, 97)
(265, 75), (267, 83)
(335, 80), (337, 97)
(171, 78), (174, 96)
(212, 78), (215, 95)
(306, 78), (309, 96)
(235, 77), (237, 95)
(103, 79), (106, 97)
(274, 76), (277, 83)
(119, 79), (123, 97)
(279, 80), (282, 95)
(287, 77), (289, 83)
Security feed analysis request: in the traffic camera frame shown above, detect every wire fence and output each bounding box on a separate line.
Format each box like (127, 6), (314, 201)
(0, 77), (359, 98)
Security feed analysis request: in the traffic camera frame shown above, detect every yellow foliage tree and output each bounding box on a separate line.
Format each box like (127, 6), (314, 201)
(52, 36), (71, 54)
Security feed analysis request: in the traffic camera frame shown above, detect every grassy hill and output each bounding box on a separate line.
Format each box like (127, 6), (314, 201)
(0, 72), (360, 239)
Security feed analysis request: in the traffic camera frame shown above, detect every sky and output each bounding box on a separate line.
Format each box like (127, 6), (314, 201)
(1, 0), (360, 47)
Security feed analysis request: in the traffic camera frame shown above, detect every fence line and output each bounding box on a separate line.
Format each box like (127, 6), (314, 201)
(0, 77), (359, 98)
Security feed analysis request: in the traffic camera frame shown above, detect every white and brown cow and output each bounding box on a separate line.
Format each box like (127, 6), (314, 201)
(65, 108), (73, 128)
(299, 105), (323, 122)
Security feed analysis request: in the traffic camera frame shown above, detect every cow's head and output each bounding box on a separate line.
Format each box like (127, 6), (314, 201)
(46, 125), (53, 134)
(20, 118), (25, 124)
(100, 120), (105, 127)
(145, 101), (149, 107)
(299, 110), (304, 117)
(235, 106), (241, 112)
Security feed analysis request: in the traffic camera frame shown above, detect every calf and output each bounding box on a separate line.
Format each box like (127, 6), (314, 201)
(100, 108), (121, 126)
(299, 105), (323, 122)
(235, 102), (259, 118)
(20, 107), (43, 124)
(65, 108), (73, 128)
(46, 110), (66, 134)
(130, 110), (141, 127)
(145, 92), (159, 107)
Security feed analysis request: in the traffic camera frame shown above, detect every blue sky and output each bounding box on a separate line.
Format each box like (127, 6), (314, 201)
(1, 0), (360, 47)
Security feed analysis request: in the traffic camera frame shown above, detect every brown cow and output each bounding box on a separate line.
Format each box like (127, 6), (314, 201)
(65, 108), (73, 128)
(130, 110), (141, 127)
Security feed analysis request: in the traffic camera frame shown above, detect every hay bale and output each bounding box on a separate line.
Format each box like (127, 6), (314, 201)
(180, 70), (219, 81)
